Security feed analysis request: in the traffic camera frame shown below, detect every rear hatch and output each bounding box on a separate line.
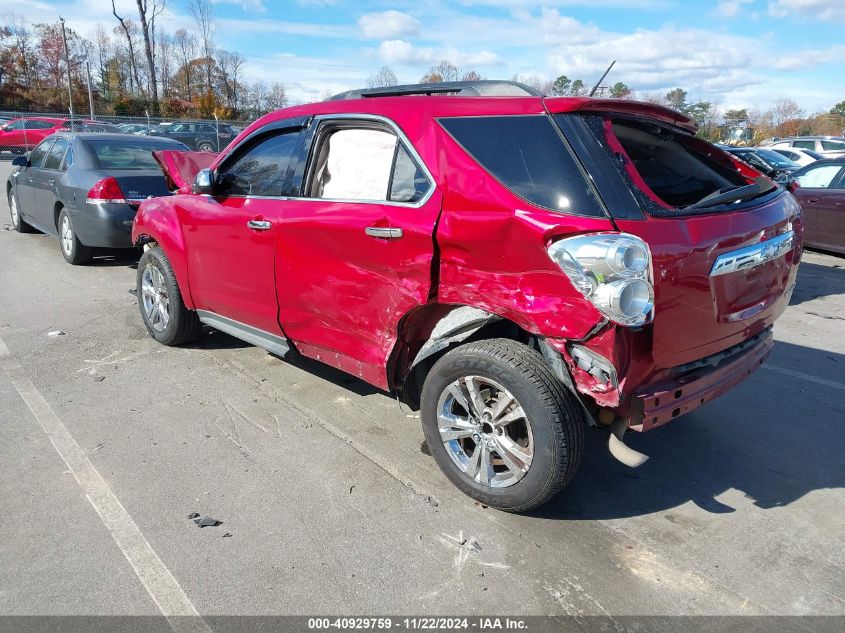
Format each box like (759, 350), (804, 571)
(548, 99), (803, 368)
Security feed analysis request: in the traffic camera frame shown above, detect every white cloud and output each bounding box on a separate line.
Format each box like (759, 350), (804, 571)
(768, 0), (845, 20)
(715, 0), (753, 17)
(377, 40), (502, 68)
(211, 0), (267, 13)
(358, 11), (420, 39)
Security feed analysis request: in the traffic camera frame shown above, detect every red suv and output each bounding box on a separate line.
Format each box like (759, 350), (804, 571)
(132, 81), (802, 511)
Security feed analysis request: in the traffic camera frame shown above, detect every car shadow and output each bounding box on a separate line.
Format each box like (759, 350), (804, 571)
(532, 339), (844, 521)
(790, 260), (844, 305)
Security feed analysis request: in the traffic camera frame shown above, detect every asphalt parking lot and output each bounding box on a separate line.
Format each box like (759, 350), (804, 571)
(0, 159), (843, 622)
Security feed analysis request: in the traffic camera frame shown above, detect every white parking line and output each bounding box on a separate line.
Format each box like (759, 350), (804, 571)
(0, 338), (210, 633)
(762, 363), (845, 392)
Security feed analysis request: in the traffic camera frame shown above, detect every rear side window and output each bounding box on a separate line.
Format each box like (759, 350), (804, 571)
(440, 115), (603, 216)
(794, 140), (815, 150)
(821, 139), (845, 152)
(86, 140), (186, 170)
(43, 138), (69, 170)
(307, 125), (431, 203)
(216, 129), (301, 197)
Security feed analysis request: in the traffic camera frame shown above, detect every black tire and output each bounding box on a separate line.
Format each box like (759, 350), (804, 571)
(58, 208), (94, 265)
(421, 339), (584, 512)
(197, 141), (215, 152)
(137, 246), (202, 346)
(8, 190), (35, 233)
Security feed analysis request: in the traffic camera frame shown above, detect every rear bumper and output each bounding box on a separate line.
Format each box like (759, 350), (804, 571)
(71, 202), (137, 248)
(624, 328), (773, 432)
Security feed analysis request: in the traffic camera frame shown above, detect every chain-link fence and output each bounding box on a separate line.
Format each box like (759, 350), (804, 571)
(0, 108), (256, 159)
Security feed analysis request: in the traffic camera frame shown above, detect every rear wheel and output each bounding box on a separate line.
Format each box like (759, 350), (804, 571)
(8, 190), (34, 233)
(137, 247), (201, 346)
(197, 141), (215, 152)
(58, 208), (93, 265)
(421, 339), (584, 512)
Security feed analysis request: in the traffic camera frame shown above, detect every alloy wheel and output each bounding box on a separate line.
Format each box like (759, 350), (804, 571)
(437, 375), (534, 488)
(141, 263), (171, 332)
(60, 215), (73, 255)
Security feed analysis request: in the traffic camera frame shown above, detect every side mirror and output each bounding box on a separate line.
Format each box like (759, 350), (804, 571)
(787, 178), (800, 194)
(11, 156), (28, 168)
(192, 168), (214, 195)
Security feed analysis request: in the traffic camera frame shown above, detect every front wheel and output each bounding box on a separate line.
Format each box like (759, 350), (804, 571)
(137, 247), (201, 346)
(197, 141), (215, 152)
(421, 339), (584, 512)
(8, 190), (34, 233)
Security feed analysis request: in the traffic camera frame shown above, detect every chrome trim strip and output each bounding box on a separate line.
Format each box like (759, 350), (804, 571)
(196, 310), (291, 357)
(710, 230), (795, 277)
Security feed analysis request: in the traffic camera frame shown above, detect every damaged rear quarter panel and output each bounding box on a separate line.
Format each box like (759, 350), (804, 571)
(434, 127), (616, 341)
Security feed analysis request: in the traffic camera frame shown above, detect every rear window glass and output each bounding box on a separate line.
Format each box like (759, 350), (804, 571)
(603, 118), (747, 209)
(86, 140), (185, 169)
(439, 115), (604, 216)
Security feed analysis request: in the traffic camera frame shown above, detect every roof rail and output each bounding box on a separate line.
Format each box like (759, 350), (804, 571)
(330, 80), (543, 100)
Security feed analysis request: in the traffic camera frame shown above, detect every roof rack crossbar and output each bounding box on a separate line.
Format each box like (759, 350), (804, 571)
(330, 80), (543, 101)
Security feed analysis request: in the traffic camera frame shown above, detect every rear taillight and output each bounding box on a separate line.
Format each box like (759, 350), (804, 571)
(86, 177), (126, 204)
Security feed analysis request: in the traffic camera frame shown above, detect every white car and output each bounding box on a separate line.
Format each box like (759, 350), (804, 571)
(770, 146), (824, 167)
(770, 137), (845, 158)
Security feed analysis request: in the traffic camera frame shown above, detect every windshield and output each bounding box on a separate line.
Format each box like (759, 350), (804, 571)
(86, 139), (187, 169)
(755, 148), (798, 168)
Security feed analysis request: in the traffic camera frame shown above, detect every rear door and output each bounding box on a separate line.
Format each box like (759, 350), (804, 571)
(31, 137), (70, 228)
(181, 120), (305, 334)
(793, 162), (845, 249)
(276, 116), (440, 389)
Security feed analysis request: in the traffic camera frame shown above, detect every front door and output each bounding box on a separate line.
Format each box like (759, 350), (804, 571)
(182, 123), (304, 334)
(276, 119), (441, 389)
(31, 137), (70, 232)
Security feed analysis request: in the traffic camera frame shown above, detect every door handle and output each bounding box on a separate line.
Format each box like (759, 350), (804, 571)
(365, 227), (403, 239)
(807, 198), (819, 204)
(247, 219), (272, 231)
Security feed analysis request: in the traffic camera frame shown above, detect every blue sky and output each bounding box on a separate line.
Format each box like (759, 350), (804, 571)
(9, 0), (845, 111)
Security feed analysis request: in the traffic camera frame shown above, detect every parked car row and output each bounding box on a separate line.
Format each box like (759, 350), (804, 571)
(1, 116), (242, 155)
(1, 82), (817, 511)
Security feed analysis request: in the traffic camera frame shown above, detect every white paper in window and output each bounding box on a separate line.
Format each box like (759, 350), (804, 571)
(321, 128), (397, 200)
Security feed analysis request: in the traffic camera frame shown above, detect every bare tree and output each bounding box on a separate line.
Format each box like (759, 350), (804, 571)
(156, 29), (172, 97)
(461, 70), (484, 81)
(266, 82), (288, 110)
(133, 0), (166, 103)
(771, 97), (804, 136)
(188, 0), (215, 93)
(421, 60), (458, 83)
(112, 1), (145, 98)
(173, 28), (196, 100)
(366, 65), (397, 88)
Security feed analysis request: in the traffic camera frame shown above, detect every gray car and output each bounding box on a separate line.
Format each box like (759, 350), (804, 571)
(6, 132), (187, 264)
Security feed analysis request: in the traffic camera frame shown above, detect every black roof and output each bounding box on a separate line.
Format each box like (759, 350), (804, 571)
(330, 80), (542, 100)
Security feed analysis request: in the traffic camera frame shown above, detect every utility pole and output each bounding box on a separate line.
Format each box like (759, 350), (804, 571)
(85, 61), (96, 120)
(59, 17), (74, 121)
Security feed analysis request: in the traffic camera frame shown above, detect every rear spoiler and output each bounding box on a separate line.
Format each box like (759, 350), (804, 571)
(152, 150), (218, 193)
(544, 97), (698, 133)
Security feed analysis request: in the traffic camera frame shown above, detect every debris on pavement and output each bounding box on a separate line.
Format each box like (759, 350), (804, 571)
(192, 515), (223, 528)
(469, 539), (482, 552)
(93, 376), (105, 382)
(47, 330), (65, 337)
(349, 485), (356, 494)
(187, 512), (200, 519)
(222, 532), (232, 538)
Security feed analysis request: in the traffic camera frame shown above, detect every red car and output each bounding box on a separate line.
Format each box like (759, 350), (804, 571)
(132, 80), (802, 511)
(0, 117), (67, 153)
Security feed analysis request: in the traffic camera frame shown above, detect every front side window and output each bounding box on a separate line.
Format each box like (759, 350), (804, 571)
(216, 129), (301, 197)
(28, 139), (55, 168)
(43, 138), (69, 170)
(27, 120), (57, 130)
(796, 165), (843, 188)
(442, 115), (604, 215)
